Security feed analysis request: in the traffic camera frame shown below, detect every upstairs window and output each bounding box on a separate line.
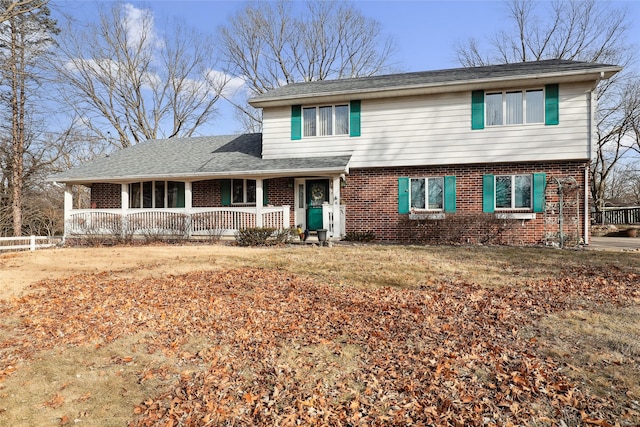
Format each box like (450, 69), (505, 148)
(472, 84), (557, 130)
(303, 104), (349, 137)
(486, 89), (544, 126)
(292, 101), (359, 140)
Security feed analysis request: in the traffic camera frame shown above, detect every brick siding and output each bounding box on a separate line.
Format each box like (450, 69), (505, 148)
(90, 183), (121, 209)
(341, 161), (589, 245)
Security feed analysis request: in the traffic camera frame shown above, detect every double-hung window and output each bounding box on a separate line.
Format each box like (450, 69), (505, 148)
(486, 89), (544, 126)
(302, 104), (350, 137)
(410, 177), (444, 210)
(473, 84), (557, 130)
(495, 175), (532, 209)
(483, 173), (546, 213)
(232, 179), (256, 204)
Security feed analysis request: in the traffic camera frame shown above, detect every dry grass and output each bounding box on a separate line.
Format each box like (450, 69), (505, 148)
(0, 243), (639, 425)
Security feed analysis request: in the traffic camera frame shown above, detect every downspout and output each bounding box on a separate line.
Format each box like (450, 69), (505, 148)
(584, 166), (589, 245)
(585, 74), (601, 245)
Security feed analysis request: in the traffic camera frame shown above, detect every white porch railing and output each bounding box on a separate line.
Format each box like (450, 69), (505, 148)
(66, 206), (291, 238)
(322, 204), (346, 238)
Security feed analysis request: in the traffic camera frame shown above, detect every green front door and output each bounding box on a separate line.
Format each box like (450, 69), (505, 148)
(306, 180), (329, 231)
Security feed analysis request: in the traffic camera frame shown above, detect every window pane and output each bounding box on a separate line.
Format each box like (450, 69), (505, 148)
(232, 179), (244, 204)
(167, 182), (185, 208)
(143, 181), (153, 208)
(129, 182), (141, 208)
(526, 89), (544, 123)
(514, 175), (532, 208)
(335, 105), (349, 135)
(246, 180), (257, 204)
(495, 176), (512, 208)
(427, 177), (444, 210)
(303, 107), (316, 137)
(155, 181), (165, 208)
(319, 106), (332, 136)
(506, 91), (523, 125)
(410, 178), (425, 209)
(486, 93), (503, 126)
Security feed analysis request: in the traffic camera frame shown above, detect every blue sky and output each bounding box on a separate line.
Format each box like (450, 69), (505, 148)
(58, 0), (640, 135)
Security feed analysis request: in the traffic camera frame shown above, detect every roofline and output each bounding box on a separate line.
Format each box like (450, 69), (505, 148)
(49, 165), (351, 186)
(249, 65), (622, 108)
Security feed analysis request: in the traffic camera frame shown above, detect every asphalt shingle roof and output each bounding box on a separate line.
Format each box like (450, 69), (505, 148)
(249, 59), (620, 104)
(50, 134), (351, 184)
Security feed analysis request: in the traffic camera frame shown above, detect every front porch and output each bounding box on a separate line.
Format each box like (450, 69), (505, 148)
(65, 204), (346, 240)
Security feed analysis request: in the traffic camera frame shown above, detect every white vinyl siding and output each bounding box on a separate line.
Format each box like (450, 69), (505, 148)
(261, 82), (592, 168)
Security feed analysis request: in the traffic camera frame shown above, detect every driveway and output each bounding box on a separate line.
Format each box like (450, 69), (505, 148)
(587, 236), (640, 252)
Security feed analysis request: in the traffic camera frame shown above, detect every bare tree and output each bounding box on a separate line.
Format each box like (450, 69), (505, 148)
(455, 0), (639, 211)
(52, 3), (227, 149)
(0, 0), (47, 23)
(218, 0), (396, 130)
(0, 1), (58, 236)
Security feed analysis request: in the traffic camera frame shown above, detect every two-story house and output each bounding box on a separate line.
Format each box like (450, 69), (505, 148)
(51, 60), (620, 245)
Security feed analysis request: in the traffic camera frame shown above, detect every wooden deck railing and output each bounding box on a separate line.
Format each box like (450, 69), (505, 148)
(592, 206), (640, 225)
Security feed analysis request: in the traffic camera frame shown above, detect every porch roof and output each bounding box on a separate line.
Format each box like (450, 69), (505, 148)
(49, 133), (351, 185)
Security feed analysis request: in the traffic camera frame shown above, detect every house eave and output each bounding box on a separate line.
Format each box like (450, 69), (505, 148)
(249, 66), (621, 108)
(50, 165), (350, 186)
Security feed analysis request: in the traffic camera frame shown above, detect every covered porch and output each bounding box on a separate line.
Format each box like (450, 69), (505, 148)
(62, 175), (346, 240)
(50, 134), (351, 241)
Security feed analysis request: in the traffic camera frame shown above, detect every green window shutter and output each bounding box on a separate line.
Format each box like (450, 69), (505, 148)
(444, 175), (456, 213)
(471, 90), (485, 130)
(398, 177), (410, 214)
(221, 179), (231, 206)
(482, 174), (495, 213)
(350, 100), (361, 137)
(545, 84), (559, 125)
(532, 173), (546, 213)
(262, 179), (269, 205)
(291, 105), (302, 140)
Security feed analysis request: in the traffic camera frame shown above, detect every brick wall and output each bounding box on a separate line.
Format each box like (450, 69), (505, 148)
(265, 178), (296, 227)
(341, 161), (589, 245)
(192, 180), (219, 207)
(90, 183), (121, 209)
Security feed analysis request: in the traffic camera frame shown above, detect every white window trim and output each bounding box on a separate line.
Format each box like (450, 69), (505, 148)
(494, 174), (532, 211)
(128, 180), (184, 209)
(486, 88), (545, 127)
(410, 177), (445, 212)
(302, 104), (349, 138)
(231, 178), (257, 205)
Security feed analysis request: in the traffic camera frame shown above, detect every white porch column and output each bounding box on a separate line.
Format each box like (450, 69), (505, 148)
(185, 181), (193, 209)
(63, 184), (73, 238)
(255, 179), (263, 227)
(332, 175), (341, 238)
(121, 184), (129, 236)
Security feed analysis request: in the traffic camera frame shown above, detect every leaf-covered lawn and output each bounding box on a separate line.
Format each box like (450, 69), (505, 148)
(0, 264), (638, 426)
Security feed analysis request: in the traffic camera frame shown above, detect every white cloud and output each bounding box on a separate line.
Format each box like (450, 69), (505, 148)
(122, 3), (161, 51)
(206, 69), (247, 98)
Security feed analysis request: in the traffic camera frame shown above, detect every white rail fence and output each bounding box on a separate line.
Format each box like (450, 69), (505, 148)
(0, 236), (62, 252)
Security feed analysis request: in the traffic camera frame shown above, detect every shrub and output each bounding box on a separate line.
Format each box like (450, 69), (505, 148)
(343, 230), (376, 242)
(235, 227), (293, 246)
(399, 212), (519, 245)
